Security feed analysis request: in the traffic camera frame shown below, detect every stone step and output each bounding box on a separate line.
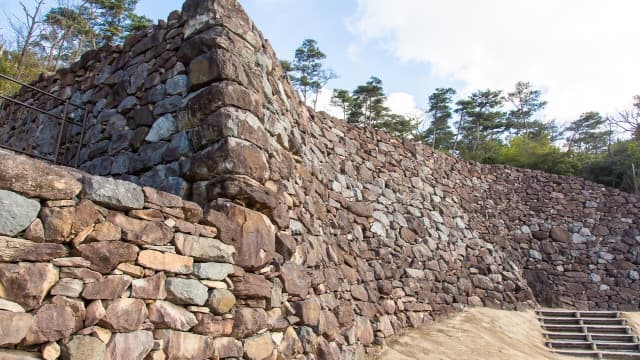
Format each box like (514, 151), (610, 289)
(541, 324), (632, 334)
(551, 349), (640, 359)
(540, 317), (627, 326)
(536, 309), (621, 319)
(544, 332), (638, 343)
(547, 340), (640, 351)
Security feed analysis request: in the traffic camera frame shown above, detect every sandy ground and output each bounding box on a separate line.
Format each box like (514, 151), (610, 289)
(376, 308), (585, 360)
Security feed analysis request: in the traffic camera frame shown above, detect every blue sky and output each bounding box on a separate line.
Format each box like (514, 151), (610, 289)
(2, 0), (640, 124)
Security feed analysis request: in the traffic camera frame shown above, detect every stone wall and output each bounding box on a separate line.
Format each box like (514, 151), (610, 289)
(0, 0), (639, 358)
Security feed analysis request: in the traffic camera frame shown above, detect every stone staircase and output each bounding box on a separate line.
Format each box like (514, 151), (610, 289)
(537, 309), (640, 359)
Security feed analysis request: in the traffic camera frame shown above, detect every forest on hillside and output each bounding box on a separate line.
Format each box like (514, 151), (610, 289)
(283, 39), (640, 195)
(1, 2), (639, 195)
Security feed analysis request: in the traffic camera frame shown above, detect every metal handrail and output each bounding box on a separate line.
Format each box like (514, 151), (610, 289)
(0, 72), (88, 167)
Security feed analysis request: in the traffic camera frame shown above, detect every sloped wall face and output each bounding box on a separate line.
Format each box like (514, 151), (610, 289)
(0, 0), (639, 358)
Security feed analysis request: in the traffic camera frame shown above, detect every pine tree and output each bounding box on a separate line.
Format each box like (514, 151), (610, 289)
(506, 81), (547, 137)
(420, 87), (456, 150)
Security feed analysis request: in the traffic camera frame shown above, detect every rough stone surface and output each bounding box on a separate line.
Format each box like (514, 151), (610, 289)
(0, 190), (40, 236)
(77, 241), (138, 273)
(61, 335), (106, 360)
(174, 233), (235, 262)
(0, 236), (67, 262)
(131, 272), (167, 299)
(82, 275), (132, 300)
(193, 262), (234, 280)
(244, 332), (274, 360)
(100, 298), (148, 332)
(0, 311), (33, 346)
(0, 153), (81, 200)
(165, 277), (209, 305)
(0, 262), (58, 310)
(208, 288), (236, 314)
(148, 300), (198, 331)
(108, 213), (173, 245)
(105, 330), (154, 360)
(138, 250), (193, 274)
(154, 329), (214, 360)
(82, 175), (144, 210)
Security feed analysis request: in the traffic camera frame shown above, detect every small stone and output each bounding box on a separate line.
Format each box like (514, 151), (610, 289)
(295, 299), (321, 327)
(40, 206), (74, 242)
(51, 257), (91, 267)
(233, 273), (272, 299)
(100, 298), (148, 332)
(165, 277), (209, 305)
(108, 213), (173, 246)
(244, 332), (274, 360)
(0, 298), (25, 313)
(24, 300), (82, 345)
(42, 341), (61, 360)
(50, 278), (84, 297)
(0, 262), (58, 310)
(85, 300), (106, 327)
(154, 329), (214, 360)
(105, 330), (154, 360)
(24, 218), (45, 242)
(131, 272), (167, 299)
(146, 114), (177, 142)
(61, 335), (106, 360)
(77, 241), (139, 273)
(0, 190), (40, 236)
(193, 262), (234, 280)
(0, 236), (68, 262)
(208, 288), (236, 314)
(0, 349), (41, 359)
(116, 263), (145, 277)
(82, 275), (132, 300)
(82, 175), (144, 211)
(148, 300), (198, 331)
(174, 233), (235, 262)
(138, 250), (193, 274)
(232, 307), (270, 338)
(0, 310), (33, 346)
(213, 337), (243, 358)
(90, 222), (122, 241)
(280, 262), (310, 297)
(130, 209), (164, 221)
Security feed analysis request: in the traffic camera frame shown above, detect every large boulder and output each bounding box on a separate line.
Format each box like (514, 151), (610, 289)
(148, 300), (198, 331)
(0, 262), (58, 310)
(0, 153), (81, 200)
(82, 175), (144, 211)
(0, 236), (67, 262)
(105, 330), (154, 360)
(76, 241), (138, 273)
(154, 329), (214, 360)
(0, 311), (33, 346)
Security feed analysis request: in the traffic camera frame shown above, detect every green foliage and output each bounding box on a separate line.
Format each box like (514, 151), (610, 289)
(579, 140), (640, 193)
(374, 113), (418, 139)
(563, 111), (609, 153)
(350, 76), (389, 127)
(494, 135), (579, 175)
(419, 87), (456, 149)
(455, 89), (506, 156)
(330, 88), (352, 120)
(290, 39), (334, 109)
(506, 81), (547, 136)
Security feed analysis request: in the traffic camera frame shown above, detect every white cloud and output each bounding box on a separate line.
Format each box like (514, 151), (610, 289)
(348, 0), (640, 122)
(385, 92), (425, 121)
(313, 88), (345, 118)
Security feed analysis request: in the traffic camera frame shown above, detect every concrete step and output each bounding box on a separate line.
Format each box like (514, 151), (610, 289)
(541, 324), (632, 334)
(544, 332), (638, 343)
(547, 340), (640, 351)
(551, 349), (640, 359)
(540, 317), (627, 326)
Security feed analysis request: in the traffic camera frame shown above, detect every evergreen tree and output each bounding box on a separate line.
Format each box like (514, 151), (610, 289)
(564, 111), (609, 153)
(456, 89), (505, 156)
(506, 81), (547, 136)
(330, 89), (352, 120)
(351, 76), (388, 127)
(291, 39), (334, 110)
(420, 87), (456, 149)
(374, 113), (418, 139)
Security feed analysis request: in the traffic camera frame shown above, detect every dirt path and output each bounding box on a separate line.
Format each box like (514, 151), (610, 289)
(376, 308), (583, 360)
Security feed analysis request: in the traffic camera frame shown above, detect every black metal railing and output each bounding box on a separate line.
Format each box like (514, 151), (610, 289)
(0, 73), (87, 167)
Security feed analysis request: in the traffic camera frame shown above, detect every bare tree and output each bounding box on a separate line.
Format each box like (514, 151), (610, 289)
(8, 0), (46, 74)
(610, 96), (640, 140)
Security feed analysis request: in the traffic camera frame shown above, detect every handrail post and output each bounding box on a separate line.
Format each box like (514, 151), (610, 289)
(54, 101), (70, 165)
(75, 107), (88, 168)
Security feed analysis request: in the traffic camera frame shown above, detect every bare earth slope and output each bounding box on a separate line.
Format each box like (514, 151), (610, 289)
(376, 308), (584, 360)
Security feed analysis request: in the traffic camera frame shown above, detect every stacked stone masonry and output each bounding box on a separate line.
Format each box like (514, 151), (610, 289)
(0, 0), (639, 358)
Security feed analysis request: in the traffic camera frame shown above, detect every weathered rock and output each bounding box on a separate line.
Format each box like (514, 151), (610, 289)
(0, 349), (41, 359)
(233, 273), (272, 299)
(24, 300), (83, 345)
(149, 300), (198, 331)
(279, 326), (304, 358)
(294, 298), (321, 327)
(213, 337), (243, 358)
(40, 206), (75, 242)
(131, 272), (167, 299)
(61, 335), (106, 360)
(50, 278), (84, 297)
(355, 316), (374, 346)
(165, 277), (209, 305)
(0, 190), (40, 236)
(206, 175), (278, 212)
(0, 153), (81, 200)
(243, 332), (274, 360)
(186, 137), (269, 182)
(138, 250), (194, 274)
(215, 202), (275, 269)
(280, 262), (310, 297)
(85, 300), (106, 327)
(193, 262), (234, 280)
(42, 341), (61, 360)
(82, 275), (132, 300)
(0, 310), (33, 346)
(105, 330), (154, 360)
(82, 175), (144, 210)
(89, 222), (122, 241)
(174, 233), (235, 262)
(100, 298), (148, 332)
(0, 236), (67, 262)
(208, 288), (236, 314)
(146, 114), (177, 142)
(232, 307), (270, 338)
(24, 218), (44, 242)
(550, 227), (570, 242)
(108, 213), (173, 245)
(0, 262), (58, 310)
(154, 329), (214, 360)
(0, 298), (25, 312)
(77, 241), (138, 273)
